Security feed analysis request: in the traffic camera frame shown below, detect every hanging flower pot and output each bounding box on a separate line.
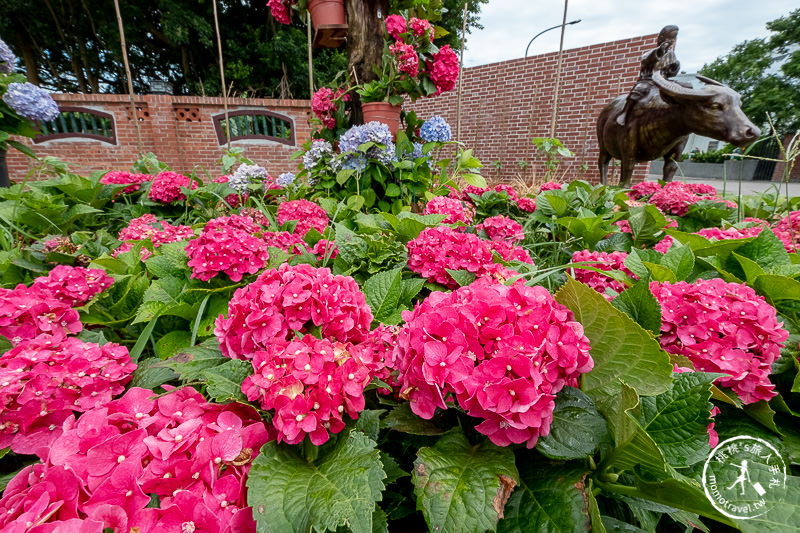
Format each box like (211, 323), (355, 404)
(361, 102), (402, 139)
(307, 0), (346, 29)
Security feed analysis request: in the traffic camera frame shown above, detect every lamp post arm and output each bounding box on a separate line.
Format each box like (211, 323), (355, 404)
(524, 19), (581, 58)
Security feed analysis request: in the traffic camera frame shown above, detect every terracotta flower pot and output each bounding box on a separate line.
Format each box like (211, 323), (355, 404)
(307, 0), (346, 29)
(361, 102), (402, 139)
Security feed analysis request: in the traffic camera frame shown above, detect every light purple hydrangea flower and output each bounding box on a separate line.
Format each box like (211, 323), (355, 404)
(338, 122), (396, 166)
(229, 163), (268, 193)
(2, 82), (59, 121)
(0, 38), (15, 74)
(302, 140), (334, 170)
(276, 172), (296, 187)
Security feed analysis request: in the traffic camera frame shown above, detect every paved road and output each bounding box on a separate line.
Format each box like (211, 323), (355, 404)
(646, 174), (800, 197)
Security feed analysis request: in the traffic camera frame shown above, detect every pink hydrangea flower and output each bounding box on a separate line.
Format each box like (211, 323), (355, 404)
(311, 87), (338, 129)
(385, 14), (407, 40)
(423, 196), (474, 224)
(406, 226), (517, 288)
(0, 386), (271, 532)
(243, 336), (371, 445)
(185, 214), (270, 282)
(409, 17), (433, 41)
(390, 279), (593, 448)
(516, 197), (536, 212)
(695, 226), (764, 241)
(492, 184), (519, 201)
(276, 199), (328, 236)
(148, 171), (199, 204)
(263, 230), (311, 255)
(477, 215), (524, 243)
(652, 278), (788, 404)
(487, 240), (534, 264)
(0, 334), (135, 455)
(571, 250), (636, 299)
(0, 287), (82, 345)
(649, 181), (735, 216)
(538, 181), (563, 192)
(653, 235), (675, 253)
(114, 214), (194, 259)
(100, 171), (153, 195)
(428, 45), (459, 94)
(215, 263), (373, 360)
(772, 211), (800, 252)
(630, 182), (662, 199)
(267, 0), (292, 24)
(312, 239), (339, 261)
(351, 324), (401, 395)
(29, 265), (114, 307)
(390, 41), (419, 77)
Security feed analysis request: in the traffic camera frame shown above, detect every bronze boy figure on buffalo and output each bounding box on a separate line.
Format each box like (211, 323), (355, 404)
(597, 25), (761, 187)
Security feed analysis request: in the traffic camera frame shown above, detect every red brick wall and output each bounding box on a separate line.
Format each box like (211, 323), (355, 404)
(408, 34), (658, 184)
(6, 94), (312, 180)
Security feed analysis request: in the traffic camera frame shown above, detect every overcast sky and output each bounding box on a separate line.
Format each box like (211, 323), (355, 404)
(463, 1), (796, 72)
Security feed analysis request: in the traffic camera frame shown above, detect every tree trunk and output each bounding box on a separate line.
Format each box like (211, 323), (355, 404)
(345, 0), (388, 124)
(0, 149), (10, 188)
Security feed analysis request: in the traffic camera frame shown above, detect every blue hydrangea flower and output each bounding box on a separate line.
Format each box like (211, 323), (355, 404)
(276, 172), (296, 187)
(2, 82), (59, 121)
(230, 163), (268, 193)
(302, 140), (334, 170)
(0, 38), (15, 74)
(361, 121), (394, 146)
(410, 142), (424, 160)
(340, 154), (367, 171)
(420, 116), (452, 143)
(338, 122), (396, 167)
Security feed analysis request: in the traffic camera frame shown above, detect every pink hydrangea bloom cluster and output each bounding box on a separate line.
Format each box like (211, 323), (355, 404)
(147, 171), (199, 204)
(390, 41), (419, 77)
(29, 265), (114, 307)
(477, 215), (524, 243)
(311, 87), (346, 130)
(517, 197), (536, 212)
(538, 181), (563, 192)
(649, 181), (735, 216)
(406, 226), (518, 289)
(267, 0), (292, 24)
(312, 239), (339, 261)
(0, 334), (135, 455)
(427, 44), (459, 94)
(695, 226), (764, 241)
(492, 184), (519, 201)
(212, 175), (249, 208)
(0, 286), (81, 345)
(653, 235), (675, 254)
(185, 214), (270, 282)
(263, 231), (310, 255)
(352, 324), (401, 395)
(629, 182), (663, 199)
(423, 196), (474, 224)
(100, 171), (152, 195)
(487, 240), (534, 264)
(114, 214), (194, 260)
(215, 263), (373, 360)
(243, 335), (371, 445)
(276, 199), (329, 236)
(390, 279), (593, 447)
(385, 14), (407, 40)
(772, 211), (800, 252)
(571, 250), (635, 299)
(409, 17), (433, 41)
(0, 386), (271, 532)
(451, 184), (535, 212)
(651, 278), (788, 404)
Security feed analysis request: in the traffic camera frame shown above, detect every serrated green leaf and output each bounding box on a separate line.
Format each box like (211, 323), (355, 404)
(662, 244), (695, 281)
(733, 252), (767, 283)
(634, 372), (720, 468)
(538, 387), (610, 460)
(400, 277), (426, 304)
(728, 228), (790, 274)
(642, 261), (678, 283)
(364, 268), (403, 323)
(498, 463), (590, 533)
(611, 278), (662, 335)
(629, 205), (667, 247)
(554, 277), (672, 399)
(204, 359), (251, 402)
(445, 268), (477, 287)
(130, 357), (177, 390)
(382, 403), (445, 436)
(355, 409), (386, 441)
(413, 428), (518, 533)
(248, 431), (385, 533)
(155, 330), (192, 360)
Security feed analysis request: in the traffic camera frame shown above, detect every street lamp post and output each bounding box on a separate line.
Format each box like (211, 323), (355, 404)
(524, 19), (581, 58)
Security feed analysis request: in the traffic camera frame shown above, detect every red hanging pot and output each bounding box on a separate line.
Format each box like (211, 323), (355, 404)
(361, 102), (402, 139)
(307, 0), (346, 29)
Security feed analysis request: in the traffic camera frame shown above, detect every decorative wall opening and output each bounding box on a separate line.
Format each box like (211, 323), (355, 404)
(35, 106), (116, 144)
(212, 110), (294, 145)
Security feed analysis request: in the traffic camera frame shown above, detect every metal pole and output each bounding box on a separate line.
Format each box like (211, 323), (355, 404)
(524, 20), (580, 58)
(113, 0), (143, 155)
(308, 13), (314, 98)
(456, 2), (468, 141)
(549, 0), (569, 137)
(212, 0), (231, 150)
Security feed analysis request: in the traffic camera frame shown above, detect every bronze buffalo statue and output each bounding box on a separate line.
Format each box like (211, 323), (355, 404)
(597, 71), (761, 187)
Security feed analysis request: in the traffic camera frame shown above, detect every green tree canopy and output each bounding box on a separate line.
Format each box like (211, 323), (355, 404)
(0, 0), (485, 99)
(699, 8), (800, 134)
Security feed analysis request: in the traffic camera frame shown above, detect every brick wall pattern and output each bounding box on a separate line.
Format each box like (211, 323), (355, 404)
(6, 94), (312, 179)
